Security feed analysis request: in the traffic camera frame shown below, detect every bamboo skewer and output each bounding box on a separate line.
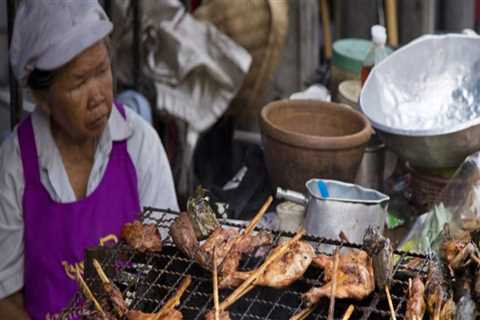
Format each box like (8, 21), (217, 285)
(213, 248), (220, 320)
(156, 275), (192, 318)
(385, 285), (397, 320)
(241, 196), (272, 237)
(327, 249), (340, 320)
(93, 259), (110, 284)
(220, 196), (272, 268)
(220, 227), (306, 311)
(341, 305), (355, 320)
(93, 259), (191, 319)
(290, 304), (316, 320)
(75, 266), (106, 317)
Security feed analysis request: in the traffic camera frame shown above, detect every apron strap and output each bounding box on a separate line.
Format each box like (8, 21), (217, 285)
(18, 117), (42, 187)
(114, 101), (127, 120)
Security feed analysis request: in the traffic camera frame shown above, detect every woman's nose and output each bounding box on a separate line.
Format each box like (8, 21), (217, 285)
(87, 79), (104, 110)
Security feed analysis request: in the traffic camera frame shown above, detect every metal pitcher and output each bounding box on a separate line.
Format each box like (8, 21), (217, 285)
(277, 179), (390, 244)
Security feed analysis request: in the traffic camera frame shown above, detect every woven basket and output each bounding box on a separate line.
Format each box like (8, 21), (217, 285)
(407, 164), (450, 213)
(194, 0), (289, 126)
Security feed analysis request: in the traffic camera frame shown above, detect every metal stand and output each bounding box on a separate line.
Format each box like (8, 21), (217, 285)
(7, 0), (22, 130)
(133, 1), (143, 89)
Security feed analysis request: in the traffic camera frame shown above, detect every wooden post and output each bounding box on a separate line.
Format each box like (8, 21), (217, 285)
(384, 0), (398, 47)
(335, 0), (378, 39)
(398, 0), (436, 44)
(133, 1), (143, 90)
(443, 0), (475, 33)
(320, 0), (333, 60)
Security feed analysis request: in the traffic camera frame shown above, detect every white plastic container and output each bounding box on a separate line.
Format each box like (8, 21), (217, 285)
(276, 201), (305, 233)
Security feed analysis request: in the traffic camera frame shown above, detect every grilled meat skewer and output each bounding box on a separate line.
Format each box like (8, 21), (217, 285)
(363, 226), (394, 290)
(303, 248), (375, 304)
(229, 240), (315, 288)
(170, 212), (273, 285)
(405, 276), (426, 320)
(121, 221), (163, 253)
(441, 239), (477, 272)
(426, 256), (455, 320)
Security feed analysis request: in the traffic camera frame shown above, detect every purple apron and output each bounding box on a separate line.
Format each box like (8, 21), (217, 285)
(18, 102), (140, 319)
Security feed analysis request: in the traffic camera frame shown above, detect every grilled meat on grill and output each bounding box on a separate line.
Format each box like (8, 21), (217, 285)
(363, 226), (394, 290)
(303, 248), (375, 304)
(126, 309), (183, 320)
(170, 213), (272, 281)
(230, 240), (315, 288)
(201, 227), (242, 268)
(426, 256), (454, 320)
(121, 221), (162, 253)
(100, 278), (186, 319)
(103, 282), (128, 317)
(441, 239), (477, 272)
(405, 276), (426, 320)
(170, 212), (211, 268)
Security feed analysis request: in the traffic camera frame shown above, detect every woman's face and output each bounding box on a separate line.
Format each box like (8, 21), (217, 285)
(39, 41), (113, 142)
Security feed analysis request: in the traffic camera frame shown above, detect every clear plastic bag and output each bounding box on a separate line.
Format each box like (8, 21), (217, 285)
(401, 151), (480, 253)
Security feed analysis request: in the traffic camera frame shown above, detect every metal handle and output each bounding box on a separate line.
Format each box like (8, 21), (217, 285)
(276, 187), (307, 205)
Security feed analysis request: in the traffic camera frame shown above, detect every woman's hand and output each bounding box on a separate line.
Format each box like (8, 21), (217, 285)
(0, 291), (31, 320)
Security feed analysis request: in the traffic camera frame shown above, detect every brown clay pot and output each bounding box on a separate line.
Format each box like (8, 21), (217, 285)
(260, 99), (373, 192)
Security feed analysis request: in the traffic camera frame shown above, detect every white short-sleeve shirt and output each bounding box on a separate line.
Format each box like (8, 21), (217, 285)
(0, 104), (179, 299)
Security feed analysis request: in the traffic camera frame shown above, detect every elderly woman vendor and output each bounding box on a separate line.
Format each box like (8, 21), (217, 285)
(0, 1), (178, 319)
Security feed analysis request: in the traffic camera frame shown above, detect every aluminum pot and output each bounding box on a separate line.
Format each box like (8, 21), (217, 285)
(277, 179), (389, 244)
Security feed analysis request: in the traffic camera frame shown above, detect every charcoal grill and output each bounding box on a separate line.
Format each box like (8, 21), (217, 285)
(59, 207), (430, 320)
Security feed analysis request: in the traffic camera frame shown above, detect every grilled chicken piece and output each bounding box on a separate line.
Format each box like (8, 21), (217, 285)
(363, 226), (394, 290)
(205, 310), (231, 320)
(171, 213), (272, 277)
(441, 239), (477, 271)
(126, 309), (183, 320)
(303, 249), (375, 304)
(440, 298), (456, 320)
(230, 241), (315, 288)
(405, 276), (426, 320)
(214, 230), (273, 288)
(201, 227), (241, 268)
(121, 221), (162, 252)
(426, 256), (453, 320)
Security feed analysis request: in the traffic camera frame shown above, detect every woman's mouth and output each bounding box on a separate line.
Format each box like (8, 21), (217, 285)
(87, 114), (108, 130)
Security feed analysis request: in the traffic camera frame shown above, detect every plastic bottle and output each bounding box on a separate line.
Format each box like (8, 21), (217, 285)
(361, 25), (389, 85)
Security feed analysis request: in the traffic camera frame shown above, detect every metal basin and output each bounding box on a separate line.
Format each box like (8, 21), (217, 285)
(277, 179), (389, 245)
(360, 34), (480, 169)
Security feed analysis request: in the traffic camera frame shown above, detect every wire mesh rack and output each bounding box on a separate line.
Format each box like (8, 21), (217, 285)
(59, 207), (430, 320)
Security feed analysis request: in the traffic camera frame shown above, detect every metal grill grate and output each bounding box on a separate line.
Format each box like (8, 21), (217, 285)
(60, 207), (430, 320)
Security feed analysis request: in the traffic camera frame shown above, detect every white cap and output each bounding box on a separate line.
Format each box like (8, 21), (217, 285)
(9, 0), (113, 85)
(371, 25), (387, 45)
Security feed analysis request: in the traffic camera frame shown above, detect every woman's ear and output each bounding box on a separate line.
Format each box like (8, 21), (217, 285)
(31, 89), (51, 115)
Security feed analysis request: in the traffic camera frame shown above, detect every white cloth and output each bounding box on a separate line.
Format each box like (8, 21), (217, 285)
(0, 104), (179, 299)
(9, 0), (112, 84)
(141, 0), (252, 132)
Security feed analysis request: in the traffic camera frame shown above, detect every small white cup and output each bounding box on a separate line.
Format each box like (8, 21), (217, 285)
(276, 201), (305, 233)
